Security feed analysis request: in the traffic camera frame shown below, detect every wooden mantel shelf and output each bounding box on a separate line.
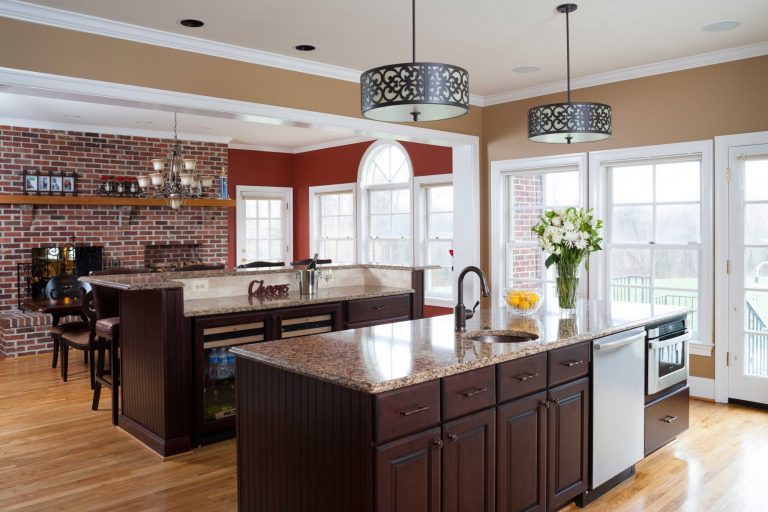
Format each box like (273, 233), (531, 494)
(0, 195), (235, 207)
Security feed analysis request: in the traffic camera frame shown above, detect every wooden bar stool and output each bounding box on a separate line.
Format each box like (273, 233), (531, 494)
(45, 274), (90, 369)
(60, 291), (97, 388)
(91, 313), (120, 425)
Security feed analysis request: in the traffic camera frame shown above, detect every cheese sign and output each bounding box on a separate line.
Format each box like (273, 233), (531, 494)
(248, 279), (290, 297)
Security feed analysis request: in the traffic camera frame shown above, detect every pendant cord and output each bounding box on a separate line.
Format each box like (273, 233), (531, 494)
(565, 8), (571, 104)
(412, 0), (416, 63)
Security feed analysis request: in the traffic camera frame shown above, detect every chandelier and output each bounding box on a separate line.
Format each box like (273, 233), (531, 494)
(360, 0), (469, 123)
(527, 4), (612, 144)
(136, 112), (214, 209)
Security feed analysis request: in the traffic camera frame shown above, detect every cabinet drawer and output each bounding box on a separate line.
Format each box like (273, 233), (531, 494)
(548, 341), (589, 387)
(497, 353), (547, 403)
(375, 380), (440, 443)
(644, 386), (689, 455)
(442, 366), (496, 421)
(346, 295), (410, 325)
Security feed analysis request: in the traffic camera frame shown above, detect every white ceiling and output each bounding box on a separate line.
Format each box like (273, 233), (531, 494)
(0, 92), (364, 150)
(12, 0), (768, 97)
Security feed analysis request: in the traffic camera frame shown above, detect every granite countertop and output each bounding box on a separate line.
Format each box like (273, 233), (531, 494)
(80, 264), (436, 290)
(183, 285), (413, 317)
(231, 300), (689, 394)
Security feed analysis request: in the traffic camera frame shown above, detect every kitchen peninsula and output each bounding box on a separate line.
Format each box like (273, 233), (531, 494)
(232, 301), (689, 512)
(81, 264), (430, 455)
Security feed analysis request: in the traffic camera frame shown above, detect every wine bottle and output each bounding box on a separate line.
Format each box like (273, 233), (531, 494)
(307, 252), (319, 270)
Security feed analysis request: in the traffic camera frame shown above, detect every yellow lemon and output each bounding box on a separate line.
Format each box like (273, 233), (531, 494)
(519, 299), (530, 310)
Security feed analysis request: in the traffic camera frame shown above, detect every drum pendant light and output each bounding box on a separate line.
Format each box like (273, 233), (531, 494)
(528, 4), (612, 143)
(360, 0), (470, 123)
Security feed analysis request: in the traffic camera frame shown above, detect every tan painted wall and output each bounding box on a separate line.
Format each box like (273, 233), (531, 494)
(4, 18), (768, 378)
(483, 55), (768, 379)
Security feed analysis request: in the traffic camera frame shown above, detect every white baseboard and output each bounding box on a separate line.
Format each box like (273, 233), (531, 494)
(688, 376), (715, 400)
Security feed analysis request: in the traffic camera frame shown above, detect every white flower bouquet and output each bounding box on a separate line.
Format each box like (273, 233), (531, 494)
(531, 207), (603, 309)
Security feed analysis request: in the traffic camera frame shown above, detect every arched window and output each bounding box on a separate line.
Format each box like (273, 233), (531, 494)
(359, 141), (413, 264)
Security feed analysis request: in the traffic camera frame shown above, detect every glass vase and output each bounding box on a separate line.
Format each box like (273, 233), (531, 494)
(555, 263), (580, 311)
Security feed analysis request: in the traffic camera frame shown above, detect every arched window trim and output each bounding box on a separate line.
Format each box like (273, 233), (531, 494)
(357, 140), (414, 265)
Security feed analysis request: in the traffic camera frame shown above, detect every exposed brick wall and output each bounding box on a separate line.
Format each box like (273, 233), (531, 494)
(507, 174), (543, 285)
(0, 125), (230, 356)
(144, 243), (203, 267)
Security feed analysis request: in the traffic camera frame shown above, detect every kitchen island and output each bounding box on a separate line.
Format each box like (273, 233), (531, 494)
(81, 264), (431, 455)
(232, 301), (689, 512)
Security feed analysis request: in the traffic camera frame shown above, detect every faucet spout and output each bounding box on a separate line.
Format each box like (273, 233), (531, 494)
(455, 266), (491, 332)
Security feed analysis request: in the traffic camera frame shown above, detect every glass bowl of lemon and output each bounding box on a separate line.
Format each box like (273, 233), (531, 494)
(504, 287), (543, 316)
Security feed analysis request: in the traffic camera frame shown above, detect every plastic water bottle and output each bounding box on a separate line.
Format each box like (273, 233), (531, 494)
(208, 349), (220, 380)
(225, 349), (236, 378)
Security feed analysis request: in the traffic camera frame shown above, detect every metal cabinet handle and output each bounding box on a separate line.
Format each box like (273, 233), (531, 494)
(373, 306), (390, 311)
(461, 387), (488, 398)
(448, 434), (458, 442)
(515, 372), (540, 382)
(661, 415), (678, 423)
(538, 400), (550, 409)
(561, 359), (584, 368)
(400, 405), (430, 416)
(433, 439), (444, 448)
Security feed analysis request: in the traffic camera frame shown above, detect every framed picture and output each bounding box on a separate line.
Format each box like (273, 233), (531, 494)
(51, 175), (63, 193)
(24, 173), (38, 194)
(62, 175), (76, 194)
(38, 175), (50, 193)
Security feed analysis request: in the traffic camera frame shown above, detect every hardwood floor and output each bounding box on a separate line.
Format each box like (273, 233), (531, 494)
(1, 353), (766, 511)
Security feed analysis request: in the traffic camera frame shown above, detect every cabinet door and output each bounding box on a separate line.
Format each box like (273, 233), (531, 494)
(547, 377), (589, 512)
(442, 409), (495, 512)
(497, 391), (547, 512)
(375, 427), (441, 512)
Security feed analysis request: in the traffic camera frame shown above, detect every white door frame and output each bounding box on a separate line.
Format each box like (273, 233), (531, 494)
(235, 185), (293, 265)
(714, 130), (768, 403)
(0, 67), (481, 284)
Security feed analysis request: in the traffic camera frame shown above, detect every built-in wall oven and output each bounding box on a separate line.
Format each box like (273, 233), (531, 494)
(645, 315), (690, 401)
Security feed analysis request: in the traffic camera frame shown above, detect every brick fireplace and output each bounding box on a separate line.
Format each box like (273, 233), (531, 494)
(0, 125), (230, 356)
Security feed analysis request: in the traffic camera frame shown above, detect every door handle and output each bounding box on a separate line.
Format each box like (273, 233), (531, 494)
(400, 405), (430, 416)
(461, 387), (488, 398)
(561, 359), (584, 368)
(661, 415), (678, 423)
(514, 372), (540, 382)
(594, 333), (645, 351)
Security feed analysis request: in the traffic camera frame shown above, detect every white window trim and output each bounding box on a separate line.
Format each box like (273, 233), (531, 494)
(235, 185), (293, 265)
(588, 140), (714, 351)
(489, 153), (588, 304)
(357, 140), (414, 265)
(308, 182), (357, 263)
(414, 174), (454, 307)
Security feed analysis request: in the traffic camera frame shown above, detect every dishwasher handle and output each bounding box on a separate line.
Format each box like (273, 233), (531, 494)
(649, 332), (691, 350)
(594, 332), (646, 351)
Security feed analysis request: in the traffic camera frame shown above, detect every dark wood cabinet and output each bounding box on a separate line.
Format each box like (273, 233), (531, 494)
(547, 377), (589, 512)
(442, 409), (496, 512)
(644, 385), (690, 455)
(346, 295), (412, 328)
(375, 427), (442, 512)
(497, 391), (547, 512)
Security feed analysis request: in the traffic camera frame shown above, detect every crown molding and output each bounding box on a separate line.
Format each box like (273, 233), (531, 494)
(0, 115), (232, 143)
(0, 0), (362, 82)
(5, 1), (764, 109)
(481, 40), (768, 106)
(229, 136), (374, 155)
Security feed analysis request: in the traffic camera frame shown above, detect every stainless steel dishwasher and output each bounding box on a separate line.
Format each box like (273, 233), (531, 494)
(591, 327), (646, 490)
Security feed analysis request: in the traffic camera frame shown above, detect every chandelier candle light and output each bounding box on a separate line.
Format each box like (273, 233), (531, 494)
(360, 0), (469, 123)
(531, 207), (603, 310)
(527, 4), (612, 143)
(136, 112), (215, 210)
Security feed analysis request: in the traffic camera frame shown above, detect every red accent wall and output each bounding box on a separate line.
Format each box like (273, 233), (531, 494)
(227, 149), (294, 265)
(228, 141), (453, 263)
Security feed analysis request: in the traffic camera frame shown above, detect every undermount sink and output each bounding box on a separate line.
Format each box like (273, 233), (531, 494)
(467, 332), (539, 343)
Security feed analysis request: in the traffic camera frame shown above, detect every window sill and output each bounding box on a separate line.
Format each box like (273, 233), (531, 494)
(425, 297), (454, 308)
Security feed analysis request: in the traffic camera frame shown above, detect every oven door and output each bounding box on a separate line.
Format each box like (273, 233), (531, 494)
(647, 331), (691, 395)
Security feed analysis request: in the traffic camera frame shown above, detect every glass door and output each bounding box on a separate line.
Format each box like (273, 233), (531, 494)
(728, 144), (768, 404)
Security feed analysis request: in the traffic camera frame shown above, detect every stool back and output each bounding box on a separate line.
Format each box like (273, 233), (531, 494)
(81, 290), (97, 334)
(44, 274), (91, 300)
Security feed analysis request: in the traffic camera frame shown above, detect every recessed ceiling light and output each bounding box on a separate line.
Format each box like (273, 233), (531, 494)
(179, 19), (204, 28)
(195, 126), (211, 130)
(136, 121), (153, 125)
(294, 44), (316, 52)
(703, 20), (741, 32)
(62, 114), (80, 119)
(513, 65), (541, 74)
